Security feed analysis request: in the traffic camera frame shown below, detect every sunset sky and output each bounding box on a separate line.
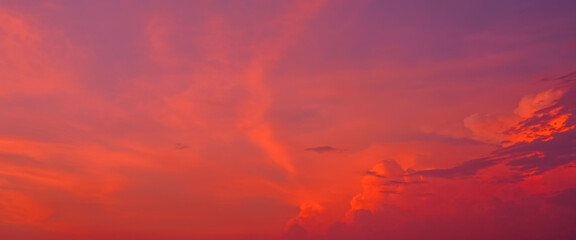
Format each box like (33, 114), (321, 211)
(1, 0), (576, 239)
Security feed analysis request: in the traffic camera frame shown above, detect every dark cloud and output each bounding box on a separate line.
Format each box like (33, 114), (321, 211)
(388, 132), (486, 145)
(417, 126), (575, 181)
(305, 146), (339, 153)
(413, 157), (500, 178)
(556, 71), (576, 82)
(364, 170), (386, 178)
(174, 143), (188, 150)
(501, 131), (576, 174)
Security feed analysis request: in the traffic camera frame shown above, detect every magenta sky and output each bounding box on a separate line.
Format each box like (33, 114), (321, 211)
(1, 0), (576, 239)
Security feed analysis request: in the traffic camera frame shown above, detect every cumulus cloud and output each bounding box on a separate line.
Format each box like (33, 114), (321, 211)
(349, 160), (406, 211)
(284, 201), (325, 239)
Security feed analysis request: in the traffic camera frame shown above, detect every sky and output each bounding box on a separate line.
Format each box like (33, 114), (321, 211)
(1, 0), (576, 239)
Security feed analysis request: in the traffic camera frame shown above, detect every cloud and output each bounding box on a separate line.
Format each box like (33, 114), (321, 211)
(494, 84), (576, 175)
(0, 190), (52, 224)
(283, 201), (324, 239)
(290, 77), (576, 240)
(414, 157), (500, 178)
(349, 160), (407, 212)
(464, 87), (570, 146)
(305, 146), (339, 153)
(500, 130), (576, 175)
(174, 143), (188, 150)
(418, 80), (576, 179)
(542, 71), (576, 82)
(363, 170), (386, 178)
(2, 1), (576, 239)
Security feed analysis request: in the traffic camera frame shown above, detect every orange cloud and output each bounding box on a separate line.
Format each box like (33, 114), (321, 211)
(465, 87), (573, 146)
(349, 160), (406, 213)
